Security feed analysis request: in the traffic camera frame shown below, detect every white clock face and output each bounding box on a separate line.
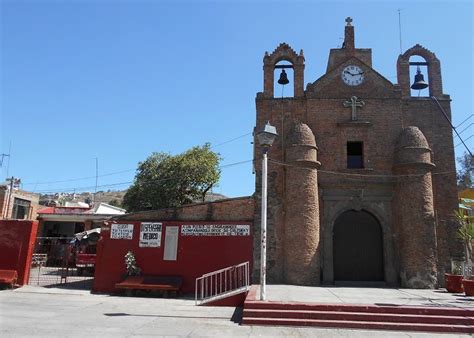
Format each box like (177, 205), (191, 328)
(342, 65), (365, 86)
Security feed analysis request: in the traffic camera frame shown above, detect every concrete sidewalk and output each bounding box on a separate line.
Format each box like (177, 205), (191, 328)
(0, 285), (470, 337)
(259, 284), (474, 308)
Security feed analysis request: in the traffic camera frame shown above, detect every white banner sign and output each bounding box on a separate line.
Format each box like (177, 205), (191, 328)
(110, 223), (134, 240)
(164, 226), (179, 261)
(181, 224), (250, 236)
(139, 222), (162, 247)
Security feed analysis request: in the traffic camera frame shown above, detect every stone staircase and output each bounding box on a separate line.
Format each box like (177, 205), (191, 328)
(242, 288), (474, 333)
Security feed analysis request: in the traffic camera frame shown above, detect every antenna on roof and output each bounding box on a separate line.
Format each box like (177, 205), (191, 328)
(398, 9), (403, 54)
(1, 141), (12, 180)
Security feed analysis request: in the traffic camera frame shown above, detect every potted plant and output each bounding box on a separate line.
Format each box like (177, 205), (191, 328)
(445, 259), (464, 293)
(454, 210), (474, 295)
(124, 251), (141, 276)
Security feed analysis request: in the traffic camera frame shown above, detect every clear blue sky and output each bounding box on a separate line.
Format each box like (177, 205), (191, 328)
(1, 0), (472, 198)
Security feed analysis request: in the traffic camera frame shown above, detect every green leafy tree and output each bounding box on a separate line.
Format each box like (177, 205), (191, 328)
(457, 152), (473, 190)
(454, 210), (474, 272)
(123, 143), (221, 212)
(108, 199), (122, 208)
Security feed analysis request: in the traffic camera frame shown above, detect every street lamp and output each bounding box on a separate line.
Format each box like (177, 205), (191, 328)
(256, 121), (278, 301)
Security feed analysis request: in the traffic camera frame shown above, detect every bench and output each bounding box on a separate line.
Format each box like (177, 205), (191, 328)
(0, 270), (18, 288)
(115, 275), (182, 297)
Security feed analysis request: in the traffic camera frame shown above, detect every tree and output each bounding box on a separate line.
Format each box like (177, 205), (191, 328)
(122, 143), (221, 212)
(108, 199), (122, 208)
(454, 210), (474, 274)
(457, 152), (473, 190)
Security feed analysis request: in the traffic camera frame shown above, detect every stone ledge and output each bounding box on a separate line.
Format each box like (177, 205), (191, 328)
(337, 120), (372, 127)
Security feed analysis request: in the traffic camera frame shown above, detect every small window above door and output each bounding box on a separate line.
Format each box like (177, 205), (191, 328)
(347, 142), (364, 169)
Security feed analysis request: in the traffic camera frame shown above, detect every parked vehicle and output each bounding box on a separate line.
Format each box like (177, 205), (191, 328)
(72, 228), (100, 275)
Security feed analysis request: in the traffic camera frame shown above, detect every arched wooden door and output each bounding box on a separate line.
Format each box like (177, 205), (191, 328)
(333, 210), (384, 281)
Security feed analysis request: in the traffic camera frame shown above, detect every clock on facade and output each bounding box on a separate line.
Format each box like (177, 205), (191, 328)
(341, 65), (365, 86)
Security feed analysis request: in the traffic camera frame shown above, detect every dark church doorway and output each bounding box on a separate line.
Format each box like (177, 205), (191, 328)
(333, 210), (384, 283)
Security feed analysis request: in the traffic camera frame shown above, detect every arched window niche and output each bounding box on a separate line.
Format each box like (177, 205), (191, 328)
(263, 43), (305, 98)
(274, 60), (294, 98)
(409, 55), (430, 97)
(397, 44), (443, 98)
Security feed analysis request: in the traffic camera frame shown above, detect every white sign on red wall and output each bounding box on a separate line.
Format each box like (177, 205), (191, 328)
(164, 226), (179, 261)
(110, 223), (134, 240)
(181, 224), (250, 236)
(139, 222), (162, 247)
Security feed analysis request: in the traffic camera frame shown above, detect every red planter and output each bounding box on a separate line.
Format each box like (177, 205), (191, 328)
(445, 273), (463, 293)
(462, 279), (474, 296)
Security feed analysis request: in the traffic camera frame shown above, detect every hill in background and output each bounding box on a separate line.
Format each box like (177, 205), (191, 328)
(39, 190), (228, 209)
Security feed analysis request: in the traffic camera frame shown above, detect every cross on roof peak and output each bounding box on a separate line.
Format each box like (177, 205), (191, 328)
(345, 17), (353, 26)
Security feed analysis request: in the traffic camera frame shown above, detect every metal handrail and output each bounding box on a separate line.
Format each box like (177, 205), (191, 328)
(195, 261), (250, 305)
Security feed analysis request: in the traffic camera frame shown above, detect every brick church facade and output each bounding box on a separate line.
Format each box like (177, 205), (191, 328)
(253, 19), (461, 288)
(110, 19), (461, 290)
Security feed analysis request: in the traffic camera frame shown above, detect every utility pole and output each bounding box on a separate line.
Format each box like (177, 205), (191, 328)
(94, 157), (98, 205)
(0, 152), (10, 181)
(1, 141), (12, 179)
(4, 176), (20, 219)
(0, 154), (9, 168)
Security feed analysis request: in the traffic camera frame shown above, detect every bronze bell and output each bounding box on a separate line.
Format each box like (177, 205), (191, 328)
(277, 69), (289, 85)
(411, 67), (429, 90)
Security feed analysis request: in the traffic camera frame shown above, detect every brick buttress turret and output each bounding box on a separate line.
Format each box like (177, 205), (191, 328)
(393, 126), (437, 288)
(284, 121), (321, 285)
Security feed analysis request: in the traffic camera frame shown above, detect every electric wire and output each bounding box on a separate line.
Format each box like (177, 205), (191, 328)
(35, 159), (253, 194)
(211, 133), (252, 148)
(267, 158), (456, 180)
(458, 123), (473, 136)
(456, 135), (474, 148)
(431, 96), (472, 157)
(456, 114), (474, 129)
(36, 153), (459, 194)
(22, 168), (136, 186)
(22, 131), (253, 186)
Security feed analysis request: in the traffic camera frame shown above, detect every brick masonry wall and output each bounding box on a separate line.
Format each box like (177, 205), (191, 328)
(114, 196), (254, 222)
(402, 98), (460, 280)
(254, 40), (460, 287)
(0, 187), (41, 220)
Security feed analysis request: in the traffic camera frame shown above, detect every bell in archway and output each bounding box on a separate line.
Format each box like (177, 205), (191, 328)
(277, 69), (290, 85)
(411, 67), (429, 90)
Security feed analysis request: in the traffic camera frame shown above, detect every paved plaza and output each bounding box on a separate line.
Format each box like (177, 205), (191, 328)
(1, 285), (473, 337)
(259, 284), (474, 308)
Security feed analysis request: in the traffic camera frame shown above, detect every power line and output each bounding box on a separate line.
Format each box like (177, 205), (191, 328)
(456, 114), (474, 129)
(34, 159), (253, 194)
(458, 123), (474, 136)
(22, 168), (136, 186)
(23, 132), (254, 186)
(268, 158), (455, 179)
(431, 96), (472, 157)
(456, 135), (473, 148)
(212, 132), (252, 148)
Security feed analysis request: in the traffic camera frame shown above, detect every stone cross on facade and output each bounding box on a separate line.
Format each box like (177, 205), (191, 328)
(345, 17), (353, 26)
(343, 96), (365, 121)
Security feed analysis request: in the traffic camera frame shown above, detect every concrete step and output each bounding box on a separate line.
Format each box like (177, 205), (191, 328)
(241, 317), (474, 334)
(243, 308), (474, 326)
(244, 300), (474, 317)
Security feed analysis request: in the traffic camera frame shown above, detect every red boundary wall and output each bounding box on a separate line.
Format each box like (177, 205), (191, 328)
(0, 220), (38, 285)
(93, 220), (253, 296)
